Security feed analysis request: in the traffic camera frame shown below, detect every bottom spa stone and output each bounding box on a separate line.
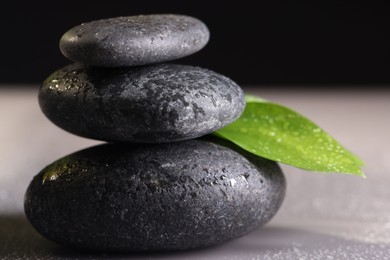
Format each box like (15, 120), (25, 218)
(24, 139), (285, 252)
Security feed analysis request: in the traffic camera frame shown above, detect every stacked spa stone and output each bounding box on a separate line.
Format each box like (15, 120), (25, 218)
(24, 14), (286, 252)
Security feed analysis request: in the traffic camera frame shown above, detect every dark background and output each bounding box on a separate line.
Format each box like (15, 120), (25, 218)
(2, 1), (390, 86)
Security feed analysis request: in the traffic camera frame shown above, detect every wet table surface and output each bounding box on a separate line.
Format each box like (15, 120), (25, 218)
(1, 86), (390, 259)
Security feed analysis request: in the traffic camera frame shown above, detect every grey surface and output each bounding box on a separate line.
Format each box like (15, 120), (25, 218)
(59, 14), (210, 67)
(40, 63), (245, 143)
(25, 140), (285, 252)
(1, 86), (390, 259)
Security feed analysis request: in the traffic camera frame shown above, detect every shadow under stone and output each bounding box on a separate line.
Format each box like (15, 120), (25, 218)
(0, 214), (60, 258)
(0, 214), (226, 259)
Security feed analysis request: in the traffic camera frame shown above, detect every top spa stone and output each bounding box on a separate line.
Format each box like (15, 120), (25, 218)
(39, 63), (245, 143)
(59, 14), (210, 67)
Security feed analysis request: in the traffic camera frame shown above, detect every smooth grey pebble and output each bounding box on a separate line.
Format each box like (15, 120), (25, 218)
(39, 63), (245, 143)
(24, 139), (286, 252)
(59, 14), (210, 66)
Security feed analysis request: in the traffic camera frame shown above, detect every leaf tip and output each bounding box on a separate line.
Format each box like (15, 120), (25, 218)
(358, 170), (367, 179)
(343, 167), (366, 178)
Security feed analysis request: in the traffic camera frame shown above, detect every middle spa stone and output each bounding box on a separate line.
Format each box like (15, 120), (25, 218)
(39, 63), (245, 143)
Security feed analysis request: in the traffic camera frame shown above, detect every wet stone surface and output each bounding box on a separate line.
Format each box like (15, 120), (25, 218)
(24, 139), (286, 252)
(39, 63), (245, 143)
(59, 14), (210, 67)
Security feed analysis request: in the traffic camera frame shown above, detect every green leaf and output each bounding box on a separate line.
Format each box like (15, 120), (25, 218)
(213, 95), (365, 177)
